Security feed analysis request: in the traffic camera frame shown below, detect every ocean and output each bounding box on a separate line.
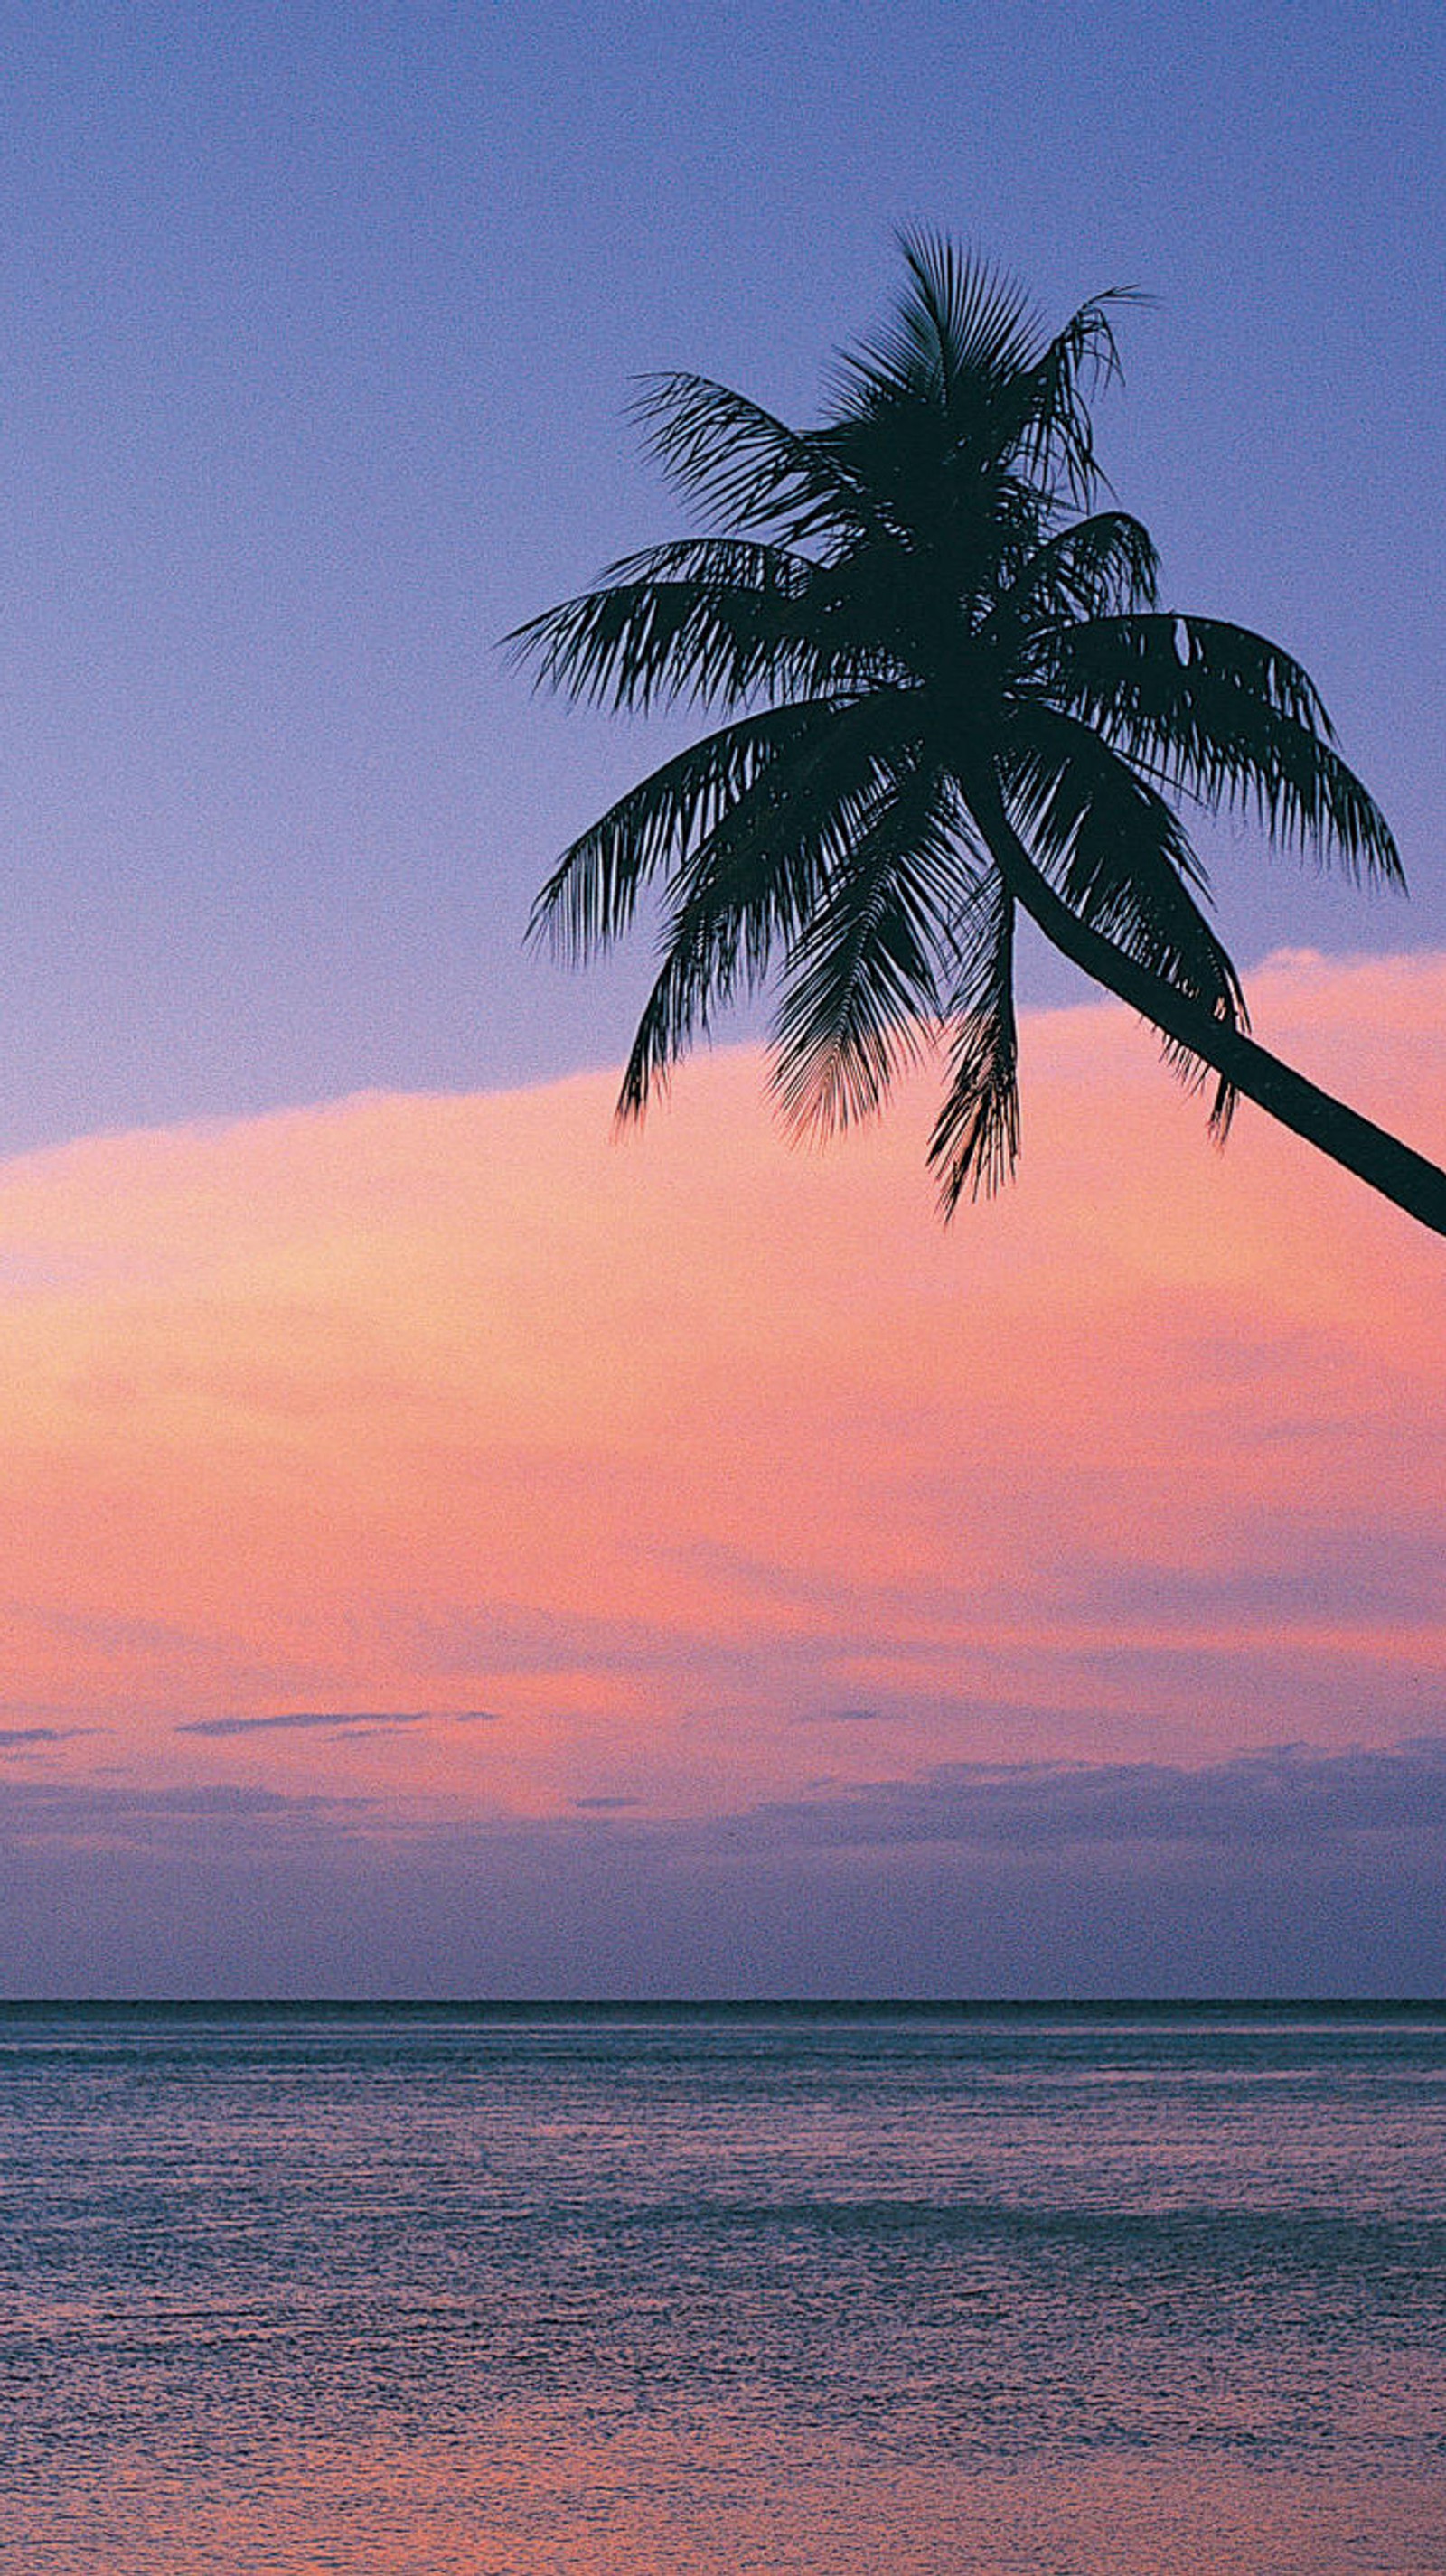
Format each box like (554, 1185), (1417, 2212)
(1, 2001), (1441, 2573)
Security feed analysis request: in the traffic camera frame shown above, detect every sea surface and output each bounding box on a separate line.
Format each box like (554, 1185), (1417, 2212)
(0, 2001), (1441, 2574)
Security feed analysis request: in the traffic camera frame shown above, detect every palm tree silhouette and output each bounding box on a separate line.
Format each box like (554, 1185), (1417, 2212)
(513, 239), (1445, 1236)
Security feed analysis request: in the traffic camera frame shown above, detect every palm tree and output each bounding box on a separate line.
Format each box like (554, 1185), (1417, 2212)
(512, 238), (1446, 1238)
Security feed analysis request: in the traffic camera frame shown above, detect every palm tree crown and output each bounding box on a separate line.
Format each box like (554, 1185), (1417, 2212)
(512, 238), (1445, 1236)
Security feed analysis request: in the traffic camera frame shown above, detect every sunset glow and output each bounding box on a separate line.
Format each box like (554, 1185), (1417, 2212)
(5, 950), (1440, 1850)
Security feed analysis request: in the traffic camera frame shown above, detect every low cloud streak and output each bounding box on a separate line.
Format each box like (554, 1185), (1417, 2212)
(0, 1738), (1441, 1997)
(175, 1710), (500, 1738)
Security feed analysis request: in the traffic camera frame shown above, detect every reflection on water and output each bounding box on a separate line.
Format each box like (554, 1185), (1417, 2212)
(1, 2004), (1442, 2572)
(33, 2446), (1446, 2576)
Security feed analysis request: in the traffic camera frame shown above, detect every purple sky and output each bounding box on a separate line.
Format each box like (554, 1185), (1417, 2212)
(0, 0), (1440, 1156)
(0, 6), (1442, 1996)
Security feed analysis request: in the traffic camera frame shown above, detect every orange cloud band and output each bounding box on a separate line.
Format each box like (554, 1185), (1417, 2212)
(1, 951), (1441, 1822)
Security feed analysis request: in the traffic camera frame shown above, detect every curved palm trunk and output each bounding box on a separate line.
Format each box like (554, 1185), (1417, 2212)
(975, 797), (1446, 1239)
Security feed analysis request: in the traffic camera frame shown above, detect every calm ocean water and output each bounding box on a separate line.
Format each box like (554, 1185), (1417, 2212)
(0, 2002), (1441, 2574)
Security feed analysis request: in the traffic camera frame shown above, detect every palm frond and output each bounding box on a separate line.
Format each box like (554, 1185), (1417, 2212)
(928, 864), (1020, 1208)
(823, 248), (1138, 590)
(1046, 614), (1403, 882)
(986, 511), (1160, 634)
(769, 761), (956, 1138)
(1002, 709), (1245, 1126)
(528, 698), (852, 960)
(632, 373), (876, 547)
(835, 234), (1039, 413)
(507, 539), (834, 713)
(616, 699), (926, 1118)
(1011, 288), (1138, 503)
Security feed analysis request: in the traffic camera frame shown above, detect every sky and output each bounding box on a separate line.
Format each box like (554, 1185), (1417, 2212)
(0, 2), (1442, 1993)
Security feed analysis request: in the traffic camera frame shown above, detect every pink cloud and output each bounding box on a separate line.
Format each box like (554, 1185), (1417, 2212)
(0, 951), (1441, 1819)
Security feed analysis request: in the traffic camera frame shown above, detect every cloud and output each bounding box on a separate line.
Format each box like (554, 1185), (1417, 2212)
(174, 1709), (501, 1738)
(15, 1738), (1441, 1857)
(0, 949), (1439, 1861)
(0, 1726), (95, 1750)
(1051, 1525), (1446, 1627)
(795, 1706), (901, 1726)
(687, 1738), (1446, 1858)
(0, 1739), (1442, 1997)
(0, 1782), (361, 1844)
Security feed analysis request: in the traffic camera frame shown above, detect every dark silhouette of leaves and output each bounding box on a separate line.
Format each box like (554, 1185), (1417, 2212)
(512, 238), (1444, 1236)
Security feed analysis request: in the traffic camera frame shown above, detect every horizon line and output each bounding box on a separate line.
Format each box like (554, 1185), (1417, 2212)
(3, 1994), (1442, 2015)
